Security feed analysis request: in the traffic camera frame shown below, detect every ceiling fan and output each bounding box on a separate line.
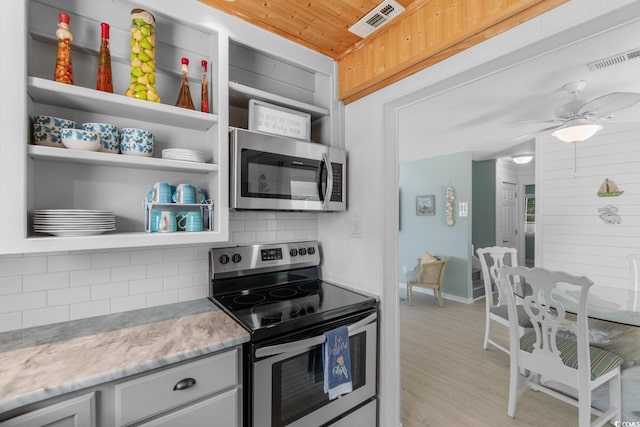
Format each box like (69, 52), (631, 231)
(516, 80), (640, 143)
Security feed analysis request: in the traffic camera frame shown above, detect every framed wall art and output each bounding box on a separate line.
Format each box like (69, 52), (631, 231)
(416, 195), (435, 216)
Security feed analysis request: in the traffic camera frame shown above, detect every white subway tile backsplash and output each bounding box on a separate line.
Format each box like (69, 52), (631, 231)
(0, 312), (22, 333)
(244, 220), (267, 231)
(275, 231), (296, 241)
(130, 278), (163, 295)
(47, 254), (91, 273)
(92, 282), (129, 300)
(91, 251), (130, 269)
(48, 286), (91, 306)
(23, 305), (69, 328)
(164, 274), (194, 290)
(0, 276), (22, 296)
(178, 260), (207, 274)
(232, 231), (257, 244)
(70, 268), (111, 287)
(256, 231), (277, 242)
(70, 300), (110, 320)
(110, 294), (146, 314)
(163, 247), (194, 263)
(130, 249), (163, 265)
(0, 210), (317, 332)
(229, 220), (245, 232)
(111, 265), (147, 282)
(147, 262), (180, 278)
(0, 292), (46, 314)
(179, 285), (207, 302)
(0, 257), (46, 277)
(147, 289), (180, 307)
(23, 272), (69, 292)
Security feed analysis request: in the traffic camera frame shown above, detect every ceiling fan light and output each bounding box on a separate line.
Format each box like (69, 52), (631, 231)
(512, 154), (533, 164)
(551, 119), (602, 143)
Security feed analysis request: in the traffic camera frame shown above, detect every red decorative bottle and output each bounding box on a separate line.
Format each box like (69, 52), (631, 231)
(175, 58), (195, 110)
(54, 12), (73, 85)
(96, 22), (113, 93)
(200, 60), (209, 113)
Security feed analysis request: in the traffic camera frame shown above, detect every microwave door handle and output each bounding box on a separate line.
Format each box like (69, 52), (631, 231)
(254, 312), (377, 358)
(321, 153), (334, 210)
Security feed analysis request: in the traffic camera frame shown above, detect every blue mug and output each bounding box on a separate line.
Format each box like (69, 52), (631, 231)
(150, 211), (177, 233)
(148, 182), (173, 203)
(185, 211), (203, 232)
(172, 184), (197, 204)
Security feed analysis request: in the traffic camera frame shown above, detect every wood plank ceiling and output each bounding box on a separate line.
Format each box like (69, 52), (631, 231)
(199, 0), (568, 103)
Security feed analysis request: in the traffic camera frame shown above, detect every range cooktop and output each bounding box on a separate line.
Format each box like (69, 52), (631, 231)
(208, 241), (376, 341)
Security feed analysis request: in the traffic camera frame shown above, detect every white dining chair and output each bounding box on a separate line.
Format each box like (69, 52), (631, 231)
(476, 246), (532, 354)
(497, 266), (624, 427)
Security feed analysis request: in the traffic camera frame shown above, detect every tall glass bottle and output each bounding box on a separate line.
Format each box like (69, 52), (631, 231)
(125, 9), (159, 102)
(175, 58), (195, 110)
(96, 22), (113, 93)
(200, 60), (209, 113)
(54, 12), (73, 85)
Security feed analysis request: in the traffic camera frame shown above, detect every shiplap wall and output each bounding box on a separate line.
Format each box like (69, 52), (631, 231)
(0, 211), (317, 332)
(537, 126), (640, 308)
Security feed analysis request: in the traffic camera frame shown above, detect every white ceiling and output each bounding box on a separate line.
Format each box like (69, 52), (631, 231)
(398, 14), (640, 163)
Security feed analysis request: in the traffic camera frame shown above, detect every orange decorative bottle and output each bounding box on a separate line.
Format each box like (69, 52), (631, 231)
(96, 22), (113, 93)
(175, 58), (195, 110)
(54, 12), (73, 85)
(200, 60), (209, 113)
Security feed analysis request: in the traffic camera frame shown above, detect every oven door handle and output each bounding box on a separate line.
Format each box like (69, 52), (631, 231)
(255, 312), (377, 358)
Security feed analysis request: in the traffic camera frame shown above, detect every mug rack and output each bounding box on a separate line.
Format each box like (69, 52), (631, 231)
(143, 200), (214, 233)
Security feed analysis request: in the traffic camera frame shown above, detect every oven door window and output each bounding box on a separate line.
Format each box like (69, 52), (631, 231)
(241, 149), (324, 201)
(270, 333), (367, 427)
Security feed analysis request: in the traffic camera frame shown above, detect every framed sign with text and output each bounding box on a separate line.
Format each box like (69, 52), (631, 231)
(248, 99), (311, 140)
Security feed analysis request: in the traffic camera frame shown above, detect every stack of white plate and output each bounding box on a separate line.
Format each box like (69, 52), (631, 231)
(33, 209), (116, 237)
(162, 148), (206, 163)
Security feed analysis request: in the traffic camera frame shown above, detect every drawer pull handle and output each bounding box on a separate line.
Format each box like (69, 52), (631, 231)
(173, 377), (197, 391)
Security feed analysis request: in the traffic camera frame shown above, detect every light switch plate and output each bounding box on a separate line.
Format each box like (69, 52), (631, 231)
(349, 219), (362, 238)
(459, 202), (468, 217)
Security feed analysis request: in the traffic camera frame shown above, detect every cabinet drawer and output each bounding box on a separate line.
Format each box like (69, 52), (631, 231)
(116, 349), (238, 426)
(137, 388), (238, 427)
(0, 392), (95, 427)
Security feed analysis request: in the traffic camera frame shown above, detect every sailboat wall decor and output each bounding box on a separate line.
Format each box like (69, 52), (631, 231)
(597, 178), (624, 197)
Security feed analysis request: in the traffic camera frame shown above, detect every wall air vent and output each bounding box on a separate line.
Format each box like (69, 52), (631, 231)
(588, 48), (640, 71)
(349, 0), (406, 39)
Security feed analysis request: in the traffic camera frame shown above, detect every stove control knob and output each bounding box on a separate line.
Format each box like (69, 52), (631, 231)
(298, 247), (307, 256)
(232, 254), (242, 263)
(219, 254), (230, 265)
(290, 248), (298, 257)
(307, 247), (316, 255)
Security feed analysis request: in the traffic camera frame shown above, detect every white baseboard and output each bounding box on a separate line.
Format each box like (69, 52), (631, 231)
(398, 283), (473, 304)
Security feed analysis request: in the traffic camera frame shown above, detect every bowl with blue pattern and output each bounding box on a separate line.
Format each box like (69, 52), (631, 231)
(60, 128), (100, 151)
(81, 122), (120, 153)
(32, 115), (77, 148)
(120, 128), (154, 157)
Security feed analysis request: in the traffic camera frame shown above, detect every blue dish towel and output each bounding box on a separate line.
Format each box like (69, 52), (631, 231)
(323, 326), (352, 400)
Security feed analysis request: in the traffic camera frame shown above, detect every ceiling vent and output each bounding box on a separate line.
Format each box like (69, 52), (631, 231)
(348, 0), (406, 39)
(587, 47), (640, 71)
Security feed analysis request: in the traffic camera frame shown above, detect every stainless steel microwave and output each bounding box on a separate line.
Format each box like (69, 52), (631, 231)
(230, 128), (346, 211)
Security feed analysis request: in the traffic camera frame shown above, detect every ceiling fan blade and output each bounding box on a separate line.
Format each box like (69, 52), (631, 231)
(578, 92), (640, 116)
(508, 123), (565, 143)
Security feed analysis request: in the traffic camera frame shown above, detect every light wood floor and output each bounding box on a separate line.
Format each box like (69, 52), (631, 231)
(400, 291), (579, 427)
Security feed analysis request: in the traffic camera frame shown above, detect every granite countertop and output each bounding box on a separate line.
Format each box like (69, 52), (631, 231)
(0, 299), (249, 414)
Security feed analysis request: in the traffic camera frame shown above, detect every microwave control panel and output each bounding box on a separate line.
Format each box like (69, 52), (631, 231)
(331, 162), (343, 202)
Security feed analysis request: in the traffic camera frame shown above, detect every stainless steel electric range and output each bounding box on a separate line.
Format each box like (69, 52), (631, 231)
(208, 241), (378, 427)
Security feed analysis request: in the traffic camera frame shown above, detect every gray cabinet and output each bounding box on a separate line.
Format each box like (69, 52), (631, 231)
(0, 393), (95, 427)
(115, 349), (239, 426)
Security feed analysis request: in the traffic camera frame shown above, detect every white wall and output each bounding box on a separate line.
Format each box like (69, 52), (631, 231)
(319, 2), (640, 426)
(0, 211), (317, 332)
(537, 126), (640, 309)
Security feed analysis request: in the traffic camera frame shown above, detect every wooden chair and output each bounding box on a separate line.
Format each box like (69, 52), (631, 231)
(407, 254), (449, 306)
(497, 266), (623, 427)
(476, 246), (532, 354)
